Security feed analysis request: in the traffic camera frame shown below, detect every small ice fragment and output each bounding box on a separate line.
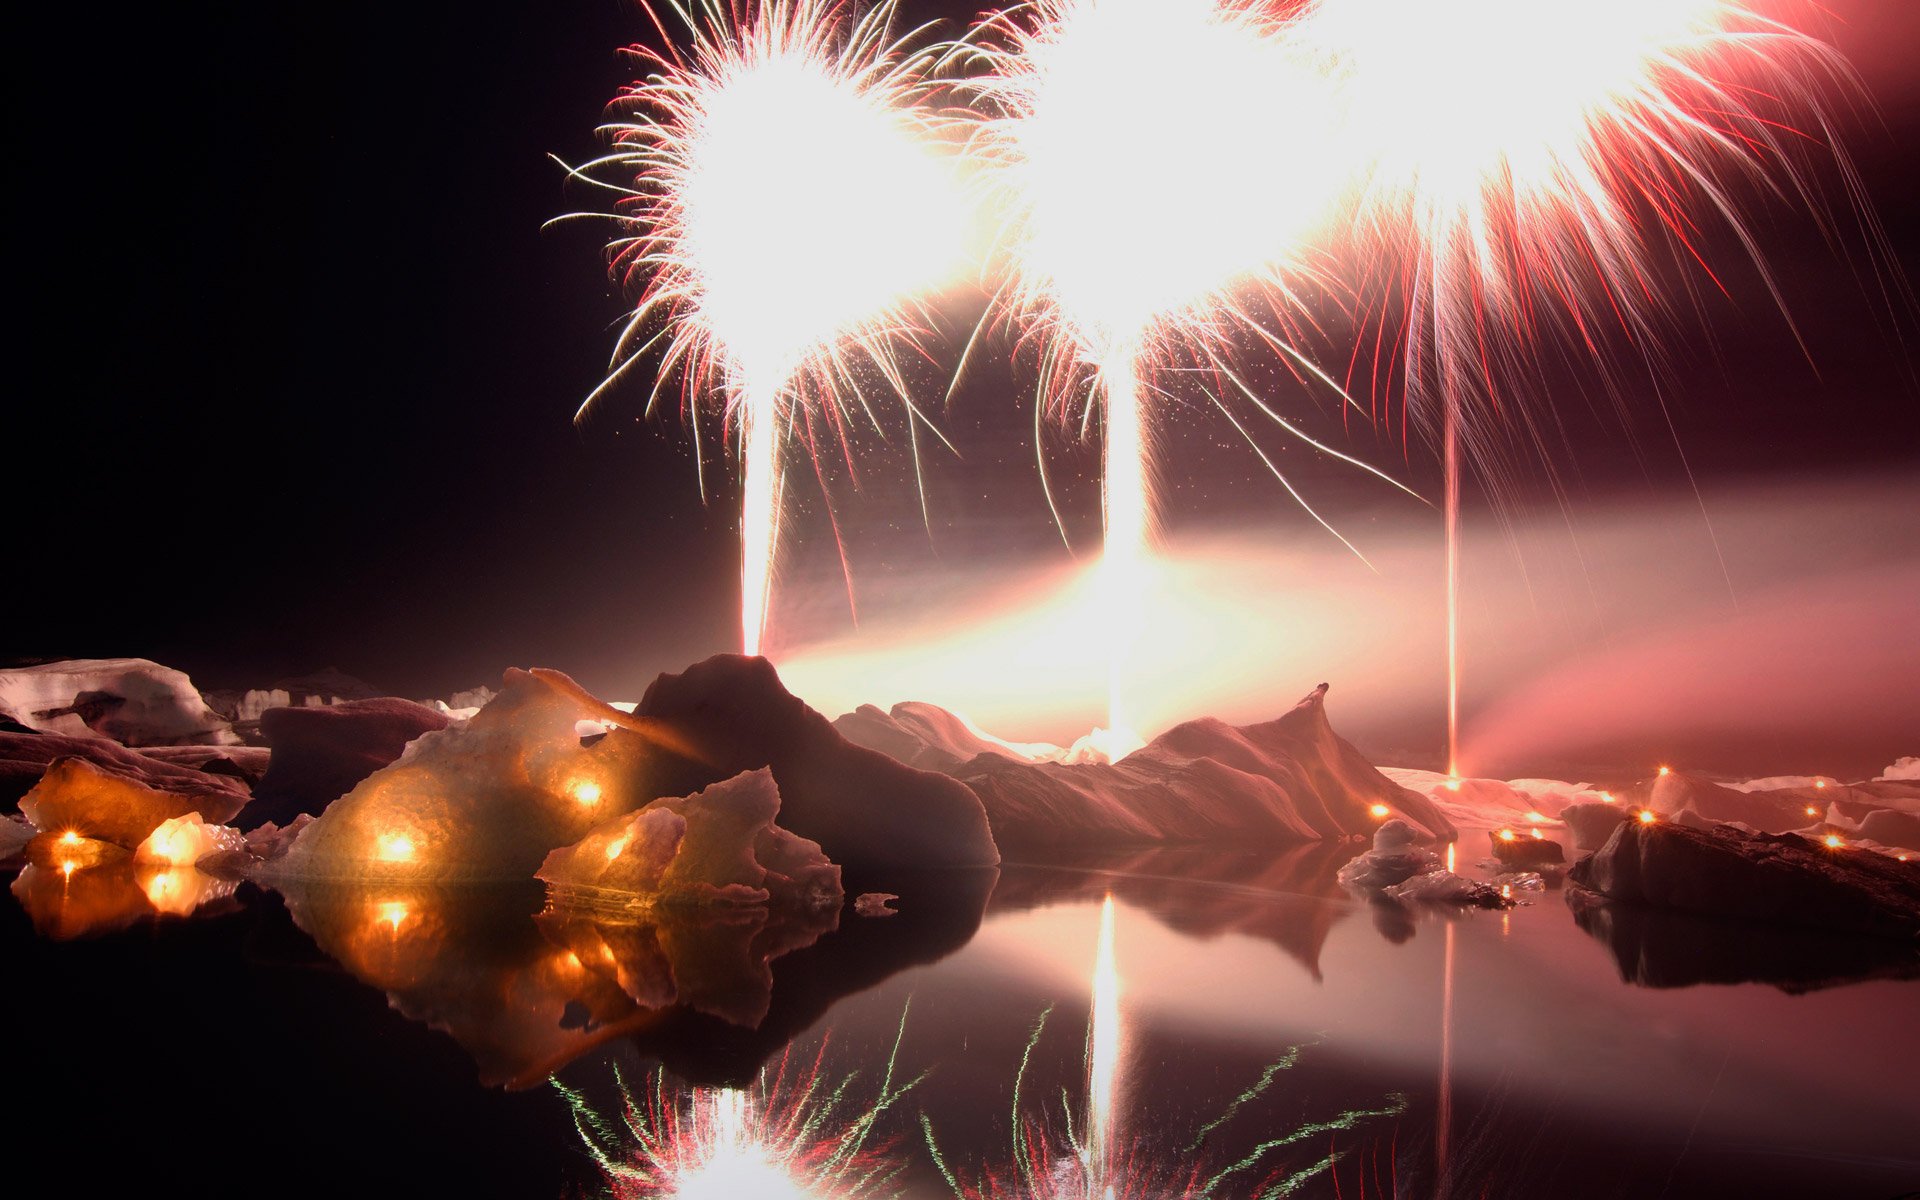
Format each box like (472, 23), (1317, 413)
(854, 892), (899, 917)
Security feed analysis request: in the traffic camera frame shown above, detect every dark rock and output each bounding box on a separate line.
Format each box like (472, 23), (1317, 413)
(838, 685), (1454, 850)
(1489, 828), (1566, 866)
(1569, 818), (1920, 939)
(249, 698), (450, 828)
(634, 655), (999, 872)
(1566, 887), (1920, 992)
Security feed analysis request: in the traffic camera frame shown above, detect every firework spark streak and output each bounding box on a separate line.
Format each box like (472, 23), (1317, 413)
(1291, 0), (1869, 773)
(556, 0), (967, 656)
(953, 0), (1394, 757)
(558, 1012), (925, 1198)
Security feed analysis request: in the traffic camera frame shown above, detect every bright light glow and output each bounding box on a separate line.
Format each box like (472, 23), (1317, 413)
(1658, 766), (1672, 777)
(573, 780), (603, 807)
(377, 834), (415, 863)
(605, 835), (629, 862)
(965, 0), (1351, 741)
(376, 901), (410, 933)
(1806, 805), (1819, 817)
(1444, 778), (1462, 792)
(1445, 842), (1456, 872)
(1087, 894), (1122, 1192)
(1815, 779), (1828, 789)
(1369, 803), (1391, 819)
(141, 823), (197, 869)
(669, 1090), (816, 1200)
(58, 830), (82, 846)
(1525, 811), (1544, 823)
(1599, 791), (1616, 804)
(1528, 829), (1544, 840)
(1638, 810), (1657, 824)
(573, 0), (966, 657)
(1824, 834), (1844, 849)
(1497, 829), (1516, 842)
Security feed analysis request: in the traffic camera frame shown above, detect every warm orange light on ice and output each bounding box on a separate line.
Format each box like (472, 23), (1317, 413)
(58, 830), (81, 846)
(1638, 810), (1657, 824)
(1658, 766), (1672, 777)
(377, 834), (415, 863)
(376, 901), (410, 933)
(1824, 834), (1845, 849)
(1369, 803), (1391, 819)
(1497, 829), (1516, 842)
(572, 780), (603, 807)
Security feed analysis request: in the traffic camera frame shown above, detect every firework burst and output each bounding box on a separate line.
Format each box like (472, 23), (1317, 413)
(559, 1014), (925, 1198)
(951, 0), (1411, 756)
(558, 0), (969, 656)
(1290, 0), (1869, 774)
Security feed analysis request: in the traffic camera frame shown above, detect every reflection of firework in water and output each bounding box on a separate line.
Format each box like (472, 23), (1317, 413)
(1292, 0), (1871, 775)
(924, 897), (1406, 1198)
(954, 0), (1410, 758)
(560, 1016), (924, 1199)
(558, 0), (967, 656)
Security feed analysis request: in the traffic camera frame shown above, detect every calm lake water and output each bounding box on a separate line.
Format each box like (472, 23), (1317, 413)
(7, 840), (1917, 1198)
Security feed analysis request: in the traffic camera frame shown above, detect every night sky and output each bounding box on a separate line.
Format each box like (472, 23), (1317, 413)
(15, 1), (1919, 722)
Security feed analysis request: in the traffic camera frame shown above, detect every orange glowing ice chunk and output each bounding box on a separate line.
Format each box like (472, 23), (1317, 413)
(604, 836), (629, 861)
(376, 900), (409, 932)
(377, 834), (415, 862)
(572, 780), (602, 807)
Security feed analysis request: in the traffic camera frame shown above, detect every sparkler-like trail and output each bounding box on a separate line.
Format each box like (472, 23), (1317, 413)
(739, 387), (782, 656)
(1098, 359), (1149, 757)
(1443, 403), (1460, 781)
(560, 0), (967, 658)
(957, 0), (1375, 755)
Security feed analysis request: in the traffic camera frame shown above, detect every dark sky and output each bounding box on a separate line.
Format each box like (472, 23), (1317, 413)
(14, 0), (1918, 704)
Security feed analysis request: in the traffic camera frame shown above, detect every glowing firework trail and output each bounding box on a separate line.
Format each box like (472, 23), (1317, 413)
(955, 0), (1398, 757)
(1292, 0), (1869, 774)
(559, 1014), (925, 1198)
(558, 0), (967, 656)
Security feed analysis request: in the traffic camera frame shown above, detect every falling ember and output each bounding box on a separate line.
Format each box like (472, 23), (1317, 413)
(560, 0), (968, 657)
(959, 0), (1371, 751)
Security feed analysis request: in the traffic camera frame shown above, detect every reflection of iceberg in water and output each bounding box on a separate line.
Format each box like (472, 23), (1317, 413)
(1566, 888), (1920, 992)
(273, 869), (994, 1089)
(926, 894), (1406, 1199)
(10, 860), (239, 939)
(558, 1012), (924, 1199)
(986, 844), (1353, 980)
